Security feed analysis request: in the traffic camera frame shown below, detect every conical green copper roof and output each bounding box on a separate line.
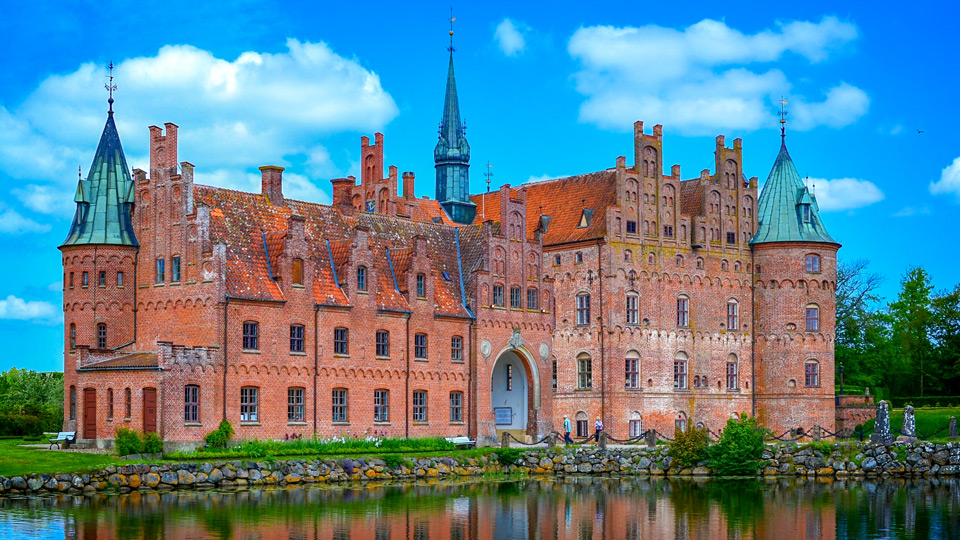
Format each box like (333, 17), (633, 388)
(752, 141), (837, 246)
(434, 52), (470, 163)
(61, 112), (138, 247)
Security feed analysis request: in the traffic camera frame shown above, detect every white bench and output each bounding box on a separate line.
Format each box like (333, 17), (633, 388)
(49, 431), (76, 450)
(445, 436), (476, 449)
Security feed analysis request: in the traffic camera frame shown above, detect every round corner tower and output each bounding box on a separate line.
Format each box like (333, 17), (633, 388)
(751, 136), (840, 433)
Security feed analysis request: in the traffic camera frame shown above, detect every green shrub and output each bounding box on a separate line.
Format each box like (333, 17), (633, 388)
(707, 414), (767, 476)
(807, 441), (833, 456)
(204, 420), (235, 449)
(382, 454), (404, 469)
(115, 428), (142, 457)
(142, 431), (163, 454)
(668, 427), (710, 469)
(0, 414), (45, 437)
(493, 448), (524, 467)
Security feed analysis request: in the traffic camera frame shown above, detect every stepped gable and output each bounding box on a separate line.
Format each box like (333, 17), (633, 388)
(471, 171), (617, 246)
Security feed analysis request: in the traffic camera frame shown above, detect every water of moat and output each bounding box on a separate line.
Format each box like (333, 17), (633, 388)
(1, 477), (958, 540)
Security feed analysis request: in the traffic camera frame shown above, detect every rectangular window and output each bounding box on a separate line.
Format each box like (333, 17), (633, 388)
(69, 386), (76, 420)
(578, 357), (592, 389)
(243, 321), (259, 350)
(156, 259), (165, 283)
(677, 297), (690, 327)
(414, 333), (428, 360)
(527, 288), (538, 310)
(332, 389), (348, 422)
(97, 323), (107, 349)
(626, 294), (639, 325)
(334, 327), (349, 355)
(552, 360), (557, 390)
(449, 392), (463, 422)
(726, 362), (738, 390)
(107, 388), (114, 419)
(575, 252), (583, 264)
(82, 271), (89, 287)
(451, 336), (463, 362)
(240, 387), (258, 422)
(629, 419), (643, 438)
(727, 302), (739, 331)
(117, 271), (124, 287)
(376, 330), (390, 357)
(374, 390), (389, 422)
(357, 266), (367, 291)
(674, 360), (687, 389)
(726, 232), (736, 244)
(69, 272), (74, 288)
(416, 274), (426, 297)
(554, 255), (561, 266)
(288, 387), (305, 422)
(510, 286), (521, 309)
(124, 388), (131, 418)
(98, 271), (106, 287)
(626, 220), (637, 234)
(805, 363), (820, 387)
(806, 255), (821, 273)
(664, 225), (674, 237)
(185, 385), (199, 423)
(292, 258), (304, 286)
(625, 358), (639, 389)
(492, 285), (504, 307)
(576, 294), (591, 326)
(290, 325), (305, 353)
(171, 256), (181, 282)
(806, 307), (820, 332)
(576, 419), (588, 438)
(413, 390), (427, 422)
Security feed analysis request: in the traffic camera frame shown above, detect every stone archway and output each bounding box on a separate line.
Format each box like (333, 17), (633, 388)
(490, 347), (540, 442)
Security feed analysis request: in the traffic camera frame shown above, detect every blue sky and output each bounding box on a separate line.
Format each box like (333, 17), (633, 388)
(1, 0), (957, 372)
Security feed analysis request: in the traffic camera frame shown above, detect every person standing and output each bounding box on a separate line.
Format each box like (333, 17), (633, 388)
(595, 417), (604, 441)
(562, 415), (574, 444)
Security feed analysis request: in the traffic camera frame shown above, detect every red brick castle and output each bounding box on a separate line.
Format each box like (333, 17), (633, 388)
(61, 51), (839, 448)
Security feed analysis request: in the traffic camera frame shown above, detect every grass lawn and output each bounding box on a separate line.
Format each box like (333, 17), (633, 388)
(0, 438), (125, 477)
(858, 407), (960, 440)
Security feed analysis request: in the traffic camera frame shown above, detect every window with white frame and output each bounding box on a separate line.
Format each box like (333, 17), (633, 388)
(576, 293), (591, 326)
(413, 390), (427, 422)
(674, 352), (688, 389)
(577, 353), (592, 389)
(240, 387), (258, 422)
(374, 389), (389, 422)
(626, 293), (639, 325)
(449, 392), (463, 422)
(677, 296), (690, 327)
(727, 300), (739, 331)
(726, 355), (739, 390)
(288, 387), (305, 422)
(625, 352), (640, 389)
(805, 360), (820, 387)
(332, 388), (348, 422)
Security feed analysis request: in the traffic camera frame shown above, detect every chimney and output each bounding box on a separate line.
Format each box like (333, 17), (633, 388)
(402, 172), (415, 199)
(331, 177), (355, 207)
(260, 166), (285, 206)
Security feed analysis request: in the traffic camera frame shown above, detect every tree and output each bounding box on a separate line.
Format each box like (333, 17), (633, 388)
(834, 259), (888, 390)
(931, 285), (960, 392)
(889, 267), (935, 397)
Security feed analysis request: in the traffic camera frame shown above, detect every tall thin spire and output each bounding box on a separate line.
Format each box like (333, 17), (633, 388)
(778, 96), (788, 143)
(105, 61), (117, 114)
(448, 7), (456, 53)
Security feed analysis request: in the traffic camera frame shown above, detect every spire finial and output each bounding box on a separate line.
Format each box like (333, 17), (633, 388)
(105, 61), (117, 114)
(485, 161), (493, 192)
(448, 7), (456, 53)
(778, 96), (788, 141)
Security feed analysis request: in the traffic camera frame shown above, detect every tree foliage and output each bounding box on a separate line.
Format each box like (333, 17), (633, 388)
(707, 415), (766, 476)
(0, 368), (63, 435)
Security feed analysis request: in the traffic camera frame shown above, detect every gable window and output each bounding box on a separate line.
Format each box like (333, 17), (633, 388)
(117, 271), (124, 287)
(82, 271), (89, 287)
(576, 293), (591, 326)
(805, 254), (821, 273)
(332, 388), (348, 422)
(664, 225), (674, 237)
(449, 392), (463, 422)
(626, 220), (637, 235)
(240, 387), (259, 422)
(726, 355), (739, 390)
(155, 259), (165, 283)
(107, 388), (114, 419)
(677, 296), (690, 327)
(97, 323), (107, 349)
(375, 330), (390, 357)
(626, 293), (639, 325)
(492, 284), (504, 307)
(171, 256), (181, 282)
(413, 390), (427, 422)
(527, 288), (539, 310)
(290, 324), (305, 353)
(802, 204), (811, 223)
(805, 360), (820, 387)
(727, 300), (739, 331)
(98, 271), (106, 287)
(292, 258), (304, 286)
(805, 305), (820, 332)
(416, 273), (426, 297)
(451, 336), (463, 362)
(726, 232), (736, 244)
(374, 389), (389, 422)
(625, 352), (640, 389)
(510, 286), (521, 309)
(414, 333), (428, 360)
(69, 386), (76, 420)
(674, 352), (688, 389)
(357, 266), (367, 291)
(577, 353), (592, 389)
(124, 387), (131, 418)
(242, 321), (259, 350)
(185, 385), (199, 423)
(334, 327), (349, 355)
(288, 387), (305, 422)
(69, 323), (76, 349)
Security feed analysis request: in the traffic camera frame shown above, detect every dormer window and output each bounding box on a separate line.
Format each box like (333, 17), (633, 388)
(357, 266), (367, 291)
(577, 209), (594, 228)
(416, 273), (426, 298)
(801, 204), (811, 223)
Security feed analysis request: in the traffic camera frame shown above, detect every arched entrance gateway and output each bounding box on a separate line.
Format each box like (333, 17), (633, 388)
(490, 346), (541, 443)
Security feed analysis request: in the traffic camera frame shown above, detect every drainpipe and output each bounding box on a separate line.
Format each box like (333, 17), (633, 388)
(313, 304), (319, 436)
(405, 312), (411, 438)
(468, 318), (476, 440)
(222, 296), (230, 421)
(597, 240), (605, 429)
(750, 247), (757, 418)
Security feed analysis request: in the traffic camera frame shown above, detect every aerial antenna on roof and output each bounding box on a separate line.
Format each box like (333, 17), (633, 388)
(484, 161), (493, 192)
(778, 96), (788, 142)
(105, 61), (117, 114)
(448, 7), (456, 53)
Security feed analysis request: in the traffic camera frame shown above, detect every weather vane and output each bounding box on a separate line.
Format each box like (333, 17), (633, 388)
(105, 61), (117, 113)
(448, 7), (456, 53)
(778, 96), (788, 140)
(484, 161), (493, 192)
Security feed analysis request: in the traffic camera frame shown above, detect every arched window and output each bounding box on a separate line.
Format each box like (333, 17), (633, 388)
(107, 388), (114, 419)
(675, 412), (687, 434)
(805, 254), (821, 273)
(576, 293), (591, 326)
(805, 360), (820, 387)
(625, 351), (640, 389)
(805, 304), (820, 332)
(726, 354), (739, 390)
(69, 323), (76, 349)
(721, 259), (729, 272)
(727, 299), (739, 331)
(575, 411), (589, 437)
(693, 375), (700, 389)
(673, 352), (688, 389)
(675, 254), (684, 267)
(696, 257), (704, 270)
(629, 411), (643, 437)
(124, 388), (131, 418)
(577, 353), (592, 389)
(624, 250), (632, 262)
(734, 260), (742, 272)
(677, 295), (690, 327)
(648, 253), (655, 265)
(626, 292), (639, 325)
(357, 266), (367, 291)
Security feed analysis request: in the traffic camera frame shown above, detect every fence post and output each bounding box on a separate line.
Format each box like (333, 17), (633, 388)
(949, 417), (958, 440)
(789, 428), (797, 441)
(501, 431), (510, 449)
(548, 432), (557, 448)
(598, 431), (608, 450)
(812, 425), (821, 442)
(645, 429), (656, 449)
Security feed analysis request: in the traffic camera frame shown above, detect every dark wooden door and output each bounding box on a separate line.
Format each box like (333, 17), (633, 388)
(83, 388), (96, 439)
(143, 387), (157, 433)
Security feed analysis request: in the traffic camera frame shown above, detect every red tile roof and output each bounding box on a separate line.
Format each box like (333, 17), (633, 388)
(680, 179), (703, 217)
(80, 352), (159, 370)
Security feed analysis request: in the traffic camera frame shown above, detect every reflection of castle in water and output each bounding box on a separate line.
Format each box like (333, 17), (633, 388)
(3, 478), (958, 539)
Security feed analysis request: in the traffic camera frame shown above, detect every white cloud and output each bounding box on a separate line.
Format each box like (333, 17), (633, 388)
(567, 17), (867, 133)
(3, 39), (398, 213)
(930, 156), (960, 201)
(0, 203), (51, 233)
(495, 19), (527, 56)
(893, 206), (931, 217)
(804, 177), (884, 212)
(0, 295), (58, 323)
(193, 169), (331, 205)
